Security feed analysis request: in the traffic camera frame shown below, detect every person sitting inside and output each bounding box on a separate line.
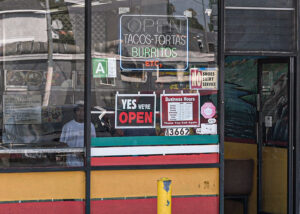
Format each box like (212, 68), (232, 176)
(60, 101), (96, 166)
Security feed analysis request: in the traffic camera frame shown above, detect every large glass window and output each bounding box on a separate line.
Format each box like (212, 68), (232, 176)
(90, 0), (218, 155)
(0, 0), (219, 168)
(0, 0), (86, 167)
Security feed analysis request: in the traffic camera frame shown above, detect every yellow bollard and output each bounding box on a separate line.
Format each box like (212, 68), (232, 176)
(157, 177), (172, 214)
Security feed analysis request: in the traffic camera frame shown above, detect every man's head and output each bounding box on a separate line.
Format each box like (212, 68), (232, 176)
(74, 101), (84, 123)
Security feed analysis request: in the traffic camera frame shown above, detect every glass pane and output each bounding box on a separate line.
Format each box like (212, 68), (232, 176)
(224, 56), (257, 143)
(261, 63), (288, 213)
(261, 63), (288, 146)
(225, 10), (295, 52)
(90, 0), (218, 139)
(0, 0), (86, 167)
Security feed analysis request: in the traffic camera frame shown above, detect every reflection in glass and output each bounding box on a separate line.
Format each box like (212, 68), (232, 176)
(0, 0), (87, 167)
(91, 0), (218, 138)
(224, 56), (257, 143)
(261, 63), (288, 146)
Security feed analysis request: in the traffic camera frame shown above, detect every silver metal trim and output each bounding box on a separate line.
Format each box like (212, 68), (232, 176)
(225, 6), (295, 11)
(0, 10), (47, 14)
(0, 148), (84, 154)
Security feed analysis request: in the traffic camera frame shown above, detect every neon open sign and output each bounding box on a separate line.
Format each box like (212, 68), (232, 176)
(120, 15), (189, 71)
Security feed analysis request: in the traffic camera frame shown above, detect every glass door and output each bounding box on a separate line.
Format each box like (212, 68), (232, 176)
(257, 58), (291, 214)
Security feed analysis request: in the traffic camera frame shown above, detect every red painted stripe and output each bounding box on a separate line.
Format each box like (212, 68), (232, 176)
(91, 196), (219, 214)
(0, 201), (85, 214)
(91, 154), (219, 166)
(0, 197), (219, 214)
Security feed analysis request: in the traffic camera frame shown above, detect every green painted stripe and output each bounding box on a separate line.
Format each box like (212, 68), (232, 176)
(91, 135), (218, 147)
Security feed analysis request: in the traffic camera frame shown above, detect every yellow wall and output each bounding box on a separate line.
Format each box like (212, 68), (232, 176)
(225, 142), (288, 214)
(0, 168), (218, 202)
(262, 146), (287, 214)
(91, 168), (219, 198)
(0, 171), (85, 201)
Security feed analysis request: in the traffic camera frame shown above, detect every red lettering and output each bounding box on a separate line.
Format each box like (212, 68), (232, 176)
(144, 112), (153, 123)
(145, 60), (160, 67)
(136, 112), (144, 123)
(128, 112), (136, 123)
(119, 112), (128, 123)
(119, 111), (153, 125)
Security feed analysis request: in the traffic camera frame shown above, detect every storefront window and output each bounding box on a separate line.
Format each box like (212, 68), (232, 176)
(90, 0), (218, 159)
(0, 0), (86, 167)
(0, 0), (218, 168)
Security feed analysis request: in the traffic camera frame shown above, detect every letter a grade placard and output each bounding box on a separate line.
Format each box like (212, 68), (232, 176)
(160, 93), (200, 128)
(92, 58), (117, 78)
(115, 93), (156, 128)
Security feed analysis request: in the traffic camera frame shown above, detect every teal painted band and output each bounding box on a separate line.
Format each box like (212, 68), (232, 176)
(91, 135), (218, 147)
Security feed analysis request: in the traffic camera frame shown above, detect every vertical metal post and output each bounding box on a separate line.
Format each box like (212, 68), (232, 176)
(288, 57), (294, 214)
(295, 55), (300, 214)
(218, 0), (225, 212)
(84, 0), (92, 213)
(43, 0), (54, 106)
(295, 0), (300, 212)
(157, 178), (172, 214)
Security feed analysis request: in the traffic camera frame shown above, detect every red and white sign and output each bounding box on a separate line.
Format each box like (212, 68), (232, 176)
(190, 68), (218, 90)
(160, 93), (200, 128)
(115, 93), (156, 129)
(201, 102), (216, 119)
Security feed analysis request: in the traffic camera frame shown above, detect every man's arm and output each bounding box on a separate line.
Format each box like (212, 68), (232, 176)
(91, 123), (96, 138)
(60, 124), (67, 142)
(59, 124), (69, 147)
(56, 125), (68, 164)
